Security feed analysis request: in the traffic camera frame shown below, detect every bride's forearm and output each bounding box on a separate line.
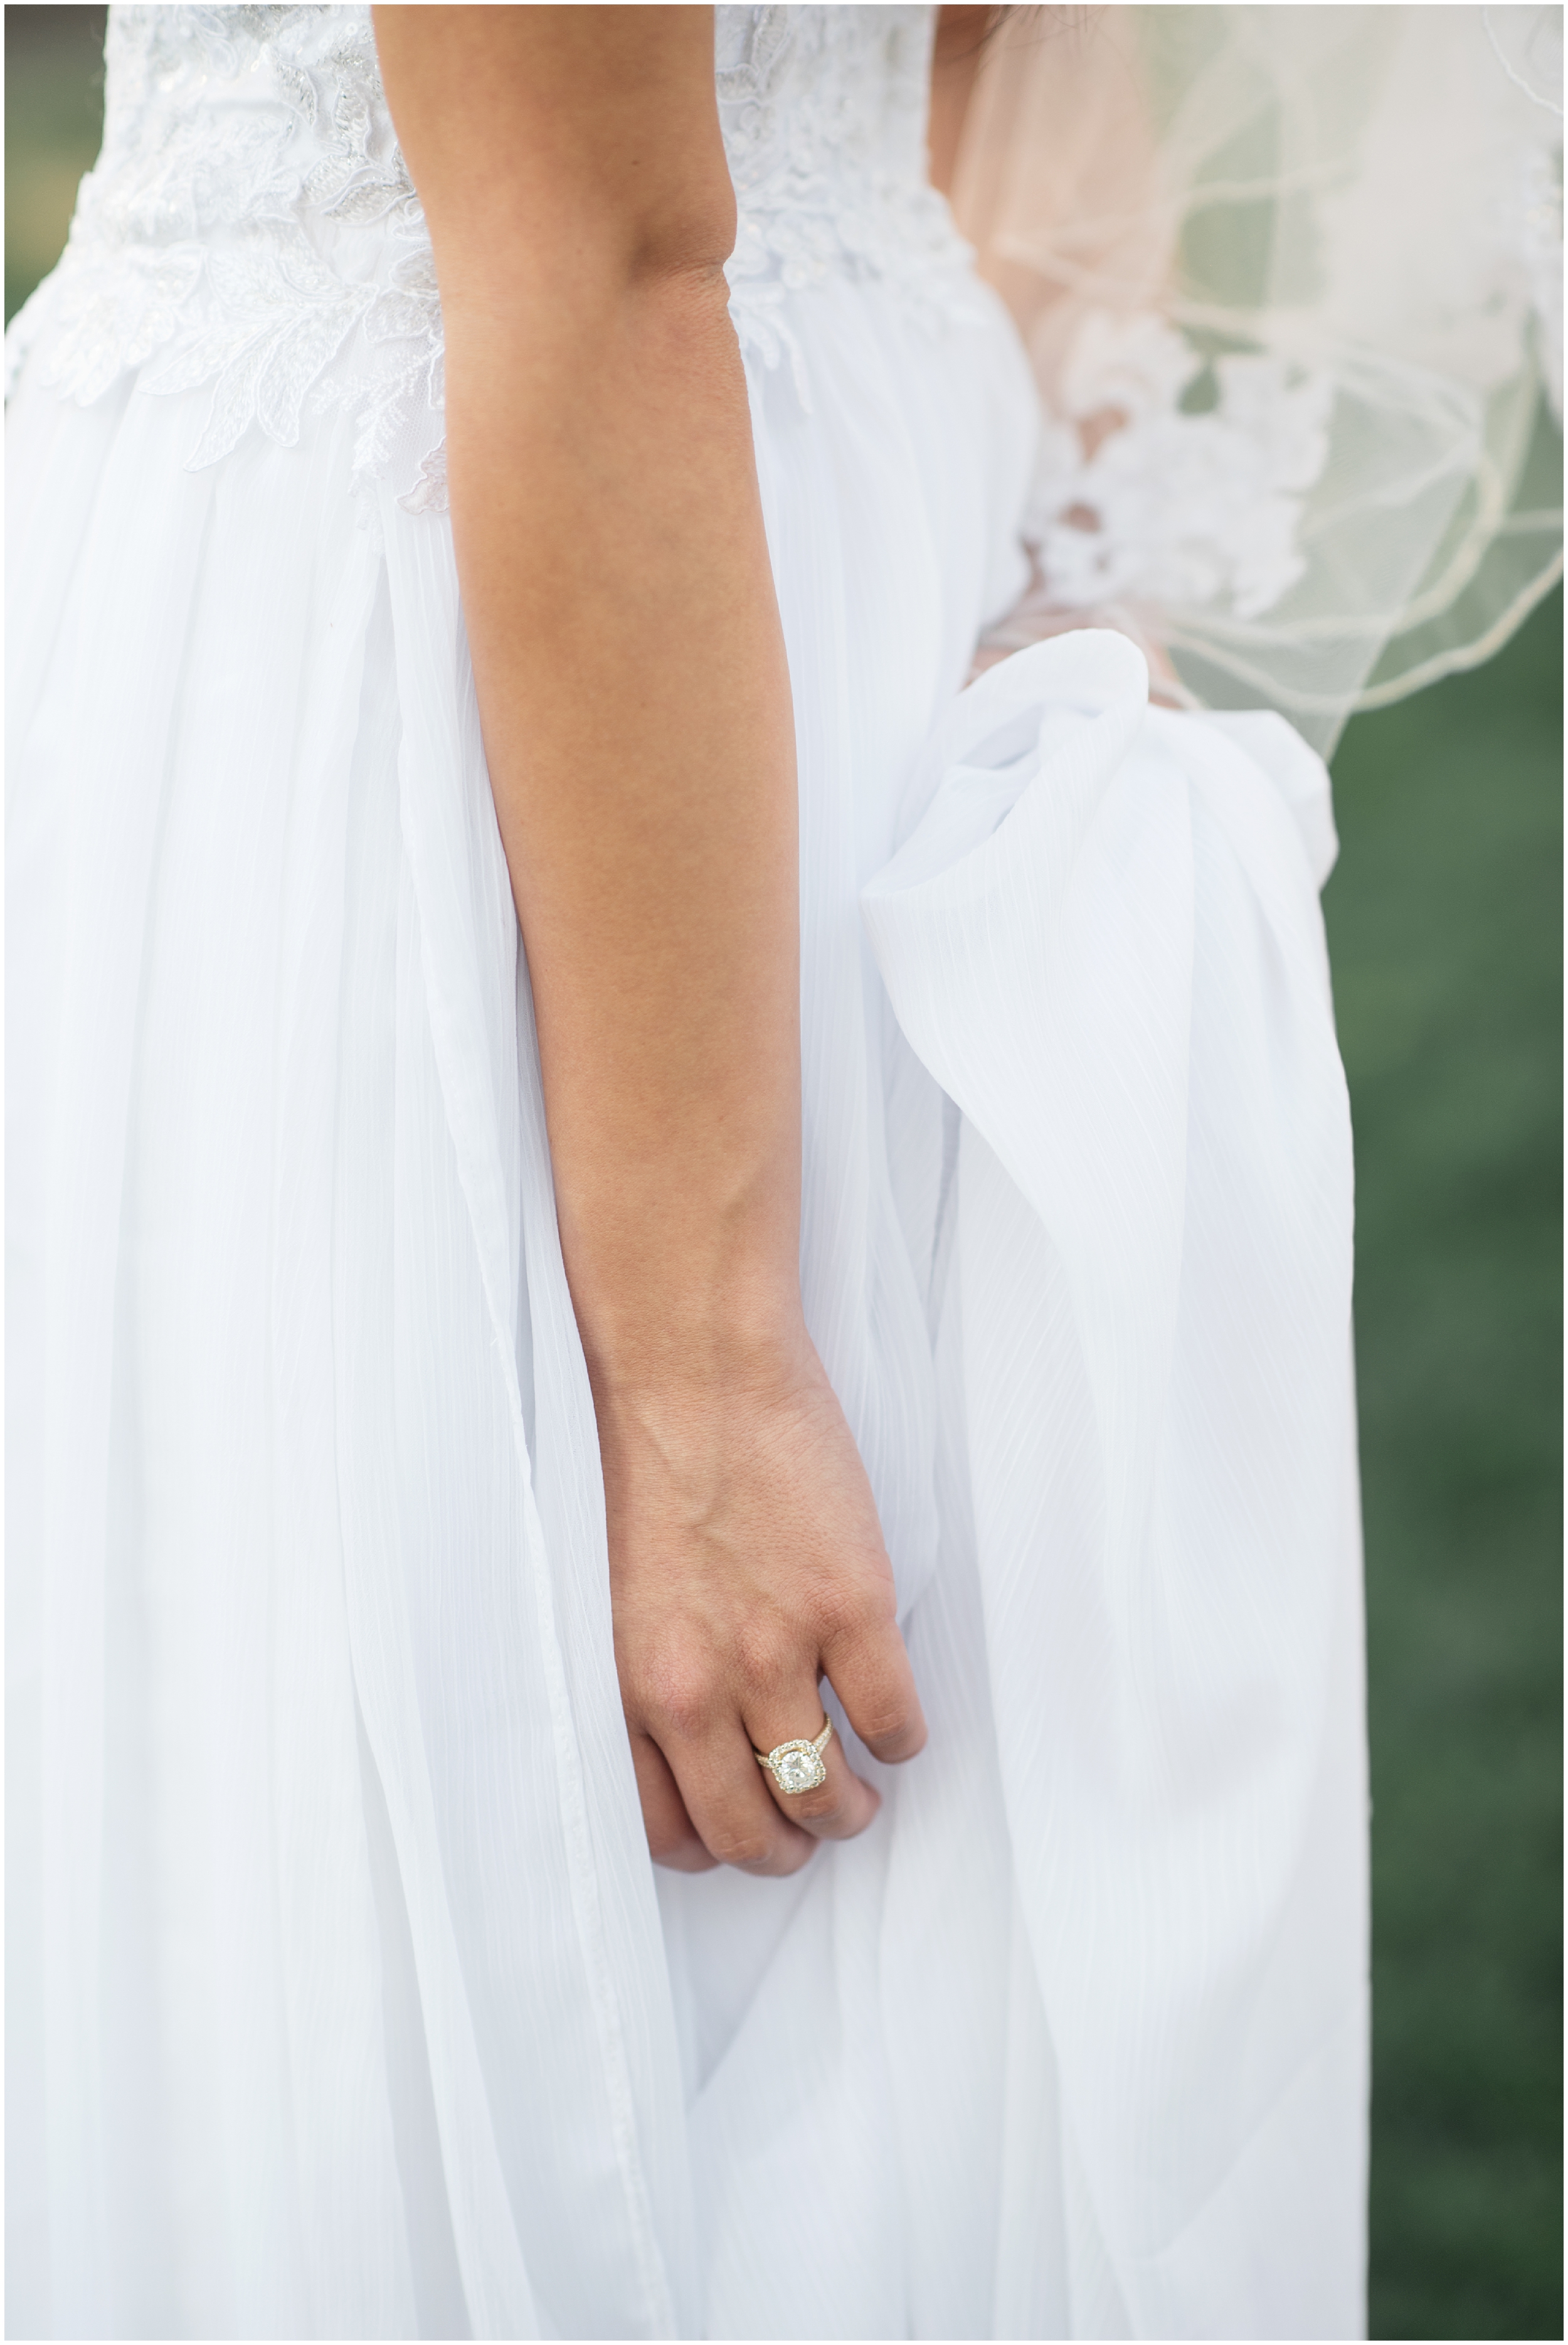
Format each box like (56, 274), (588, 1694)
(448, 269), (802, 1396)
(377, 9), (802, 1398)
(378, 11), (921, 1877)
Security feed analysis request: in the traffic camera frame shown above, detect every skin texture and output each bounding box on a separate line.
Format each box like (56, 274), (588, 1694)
(374, 6), (938, 1876)
(928, 4), (997, 195)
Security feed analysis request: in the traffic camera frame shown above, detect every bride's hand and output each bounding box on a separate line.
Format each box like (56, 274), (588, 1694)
(596, 1329), (926, 1876)
(379, 10), (898, 1880)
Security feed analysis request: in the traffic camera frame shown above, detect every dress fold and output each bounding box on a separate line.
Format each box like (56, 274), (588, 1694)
(864, 630), (1365, 2339)
(8, 9), (1367, 2336)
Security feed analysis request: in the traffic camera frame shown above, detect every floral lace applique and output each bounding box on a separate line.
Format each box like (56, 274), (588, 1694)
(1019, 311), (1333, 624)
(717, 5), (979, 388)
(8, 4), (979, 508)
(10, 7), (443, 486)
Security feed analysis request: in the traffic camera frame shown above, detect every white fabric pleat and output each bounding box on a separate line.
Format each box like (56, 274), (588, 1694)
(8, 253), (1365, 2343)
(863, 635), (1367, 2340)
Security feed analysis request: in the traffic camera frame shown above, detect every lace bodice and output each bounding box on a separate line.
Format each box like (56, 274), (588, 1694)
(7, 4), (975, 510)
(717, 8), (972, 371)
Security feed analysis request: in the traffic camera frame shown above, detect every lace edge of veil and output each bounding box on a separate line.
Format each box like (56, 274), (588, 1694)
(955, 1), (1564, 752)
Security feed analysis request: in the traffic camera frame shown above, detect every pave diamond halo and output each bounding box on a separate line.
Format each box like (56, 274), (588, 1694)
(756, 1717), (833, 1794)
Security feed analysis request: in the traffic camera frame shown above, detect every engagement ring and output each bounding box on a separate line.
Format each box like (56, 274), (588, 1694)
(755, 1717), (833, 1794)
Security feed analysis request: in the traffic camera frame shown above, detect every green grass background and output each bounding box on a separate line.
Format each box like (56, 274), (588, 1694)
(8, 9), (1562, 2336)
(1328, 597), (1563, 2342)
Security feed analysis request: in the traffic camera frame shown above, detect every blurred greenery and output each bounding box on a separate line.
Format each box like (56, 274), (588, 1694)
(4, 5), (107, 329)
(7, 9), (1562, 2339)
(1327, 588), (1564, 2343)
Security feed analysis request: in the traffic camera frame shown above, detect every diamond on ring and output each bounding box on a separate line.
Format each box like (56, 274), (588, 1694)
(756, 1718), (832, 1794)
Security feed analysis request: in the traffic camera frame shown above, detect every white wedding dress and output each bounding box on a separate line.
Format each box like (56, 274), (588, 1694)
(6, 9), (1367, 2339)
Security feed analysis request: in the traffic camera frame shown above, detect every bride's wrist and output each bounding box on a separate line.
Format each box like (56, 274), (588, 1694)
(580, 1299), (812, 1409)
(556, 1155), (807, 1401)
(568, 1251), (811, 1412)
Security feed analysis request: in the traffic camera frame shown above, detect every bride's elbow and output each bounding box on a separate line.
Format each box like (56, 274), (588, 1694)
(419, 166), (738, 331)
(374, 6), (738, 312)
(624, 181), (739, 295)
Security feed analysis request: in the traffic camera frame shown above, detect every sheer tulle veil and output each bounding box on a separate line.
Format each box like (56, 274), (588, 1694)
(1, 11), (1556, 2334)
(954, 4), (1564, 752)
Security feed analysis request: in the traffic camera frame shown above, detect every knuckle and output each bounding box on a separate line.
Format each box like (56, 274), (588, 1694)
(706, 1826), (780, 1870)
(744, 1828), (815, 1875)
(640, 1651), (718, 1743)
(864, 1706), (924, 1757)
(813, 1578), (891, 1650)
(731, 1618), (793, 1701)
(656, 1839), (719, 1874)
(785, 1785), (841, 1824)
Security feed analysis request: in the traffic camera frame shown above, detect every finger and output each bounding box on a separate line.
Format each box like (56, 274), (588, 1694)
(820, 1606), (927, 1765)
(655, 1712), (817, 1877)
(630, 1731), (716, 1872)
(746, 1692), (881, 1841)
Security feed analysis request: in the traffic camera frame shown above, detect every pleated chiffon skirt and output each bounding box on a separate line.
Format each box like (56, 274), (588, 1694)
(8, 268), (1368, 2340)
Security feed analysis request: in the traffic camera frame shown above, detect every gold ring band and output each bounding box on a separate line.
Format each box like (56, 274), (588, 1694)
(755, 1717), (833, 1794)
